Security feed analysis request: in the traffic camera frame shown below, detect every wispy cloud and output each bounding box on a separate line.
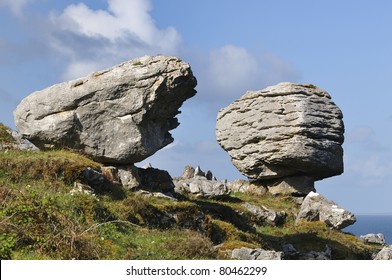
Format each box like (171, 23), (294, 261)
(48, 0), (181, 80)
(0, 0), (31, 16)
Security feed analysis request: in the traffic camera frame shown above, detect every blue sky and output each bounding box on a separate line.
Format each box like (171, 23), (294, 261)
(0, 0), (391, 214)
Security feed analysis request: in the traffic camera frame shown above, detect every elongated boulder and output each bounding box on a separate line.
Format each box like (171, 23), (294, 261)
(14, 56), (197, 164)
(216, 82), (344, 181)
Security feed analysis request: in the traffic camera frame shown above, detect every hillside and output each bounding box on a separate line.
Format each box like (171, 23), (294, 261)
(0, 123), (382, 260)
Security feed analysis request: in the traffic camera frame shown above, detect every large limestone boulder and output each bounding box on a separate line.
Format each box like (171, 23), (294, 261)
(14, 56), (196, 164)
(216, 82), (344, 181)
(296, 192), (356, 229)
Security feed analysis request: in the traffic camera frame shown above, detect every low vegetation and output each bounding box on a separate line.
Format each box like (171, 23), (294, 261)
(0, 125), (382, 260)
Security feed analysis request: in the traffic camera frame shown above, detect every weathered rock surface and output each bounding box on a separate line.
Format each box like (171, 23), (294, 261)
(266, 176), (315, 197)
(227, 179), (268, 196)
(242, 202), (286, 226)
(0, 124), (37, 151)
(296, 192), (356, 229)
(216, 82), (344, 181)
(100, 164), (175, 193)
(231, 247), (283, 260)
(174, 166), (230, 198)
(374, 245), (392, 260)
(14, 56), (197, 164)
(360, 233), (386, 245)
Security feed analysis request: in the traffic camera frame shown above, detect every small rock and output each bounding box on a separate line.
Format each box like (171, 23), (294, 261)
(300, 245), (332, 260)
(360, 233), (386, 245)
(231, 247), (283, 260)
(70, 182), (95, 196)
(374, 245), (392, 260)
(296, 191), (356, 229)
(242, 202), (286, 226)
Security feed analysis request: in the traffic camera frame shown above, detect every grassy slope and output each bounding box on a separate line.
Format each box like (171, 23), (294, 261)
(0, 125), (382, 260)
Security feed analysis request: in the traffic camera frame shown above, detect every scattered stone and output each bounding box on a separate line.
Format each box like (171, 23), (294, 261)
(300, 245), (332, 260)
(14, 56), (197, 164)
(296, 192), (356, 229)
(282, 243), (300, 259)
(135, 190), (177, 201)
(216, 82), (344, 181)
(0, 124), (37, 151)
(175, 177), (229, 198)
(181, 165), (195, 180)
(174, 165), (230, 198)
(227, 179), (268, 196)
(360, 233), (386, 245)
(137, 166), (175, 193)
(374, 245), (392, 260)
(117, 165), (141, 190)
(70, 182), (95, 196)
(231, 247), (283, 260)
(242, 202), (286, 226)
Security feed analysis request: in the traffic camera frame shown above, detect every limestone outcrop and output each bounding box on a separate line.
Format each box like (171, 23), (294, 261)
(216, 82), (344, 181)
(174, 166), (230, 198)
(296, 192), (356, 229)
(14, 56), (197, 164)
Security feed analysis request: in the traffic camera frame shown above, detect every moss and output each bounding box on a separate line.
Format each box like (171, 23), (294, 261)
(301, 83), (317, 89)
(132, 61), (143, 66)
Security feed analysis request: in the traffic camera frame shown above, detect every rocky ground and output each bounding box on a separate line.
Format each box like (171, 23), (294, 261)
(2, 56), (391, 260)
(0, 123), (388, 260)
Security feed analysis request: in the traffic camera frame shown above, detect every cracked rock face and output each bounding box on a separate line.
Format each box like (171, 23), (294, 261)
(14, 56), (197, 164)
(216, 82), (344, 181)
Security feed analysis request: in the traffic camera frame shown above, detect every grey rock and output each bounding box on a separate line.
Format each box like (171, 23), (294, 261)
(300, 245), (332, 260)
(181, 165), (195, 179)
(242, 202), (286, 226)
(0, 125), (37, 151)
(216, 82), (344, 181)
(296, 192), (356, 229)
(174, 165), (229, 198)
(175, 177), (229, 198)
(117, 165), (141, 190)
(231, 247), (283, 260)
(360, 233), (386, 245)
(282, 244), (300, 259)
(137, 166), (175, 193)
(14, 56), (197, 164)
(374, 245), (392, 260)
(227, 179), (268, 196)
(266, 176), (315, 196)
(70, 182), (95, 196)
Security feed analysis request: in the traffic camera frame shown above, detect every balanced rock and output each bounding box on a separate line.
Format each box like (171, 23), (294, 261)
(14, 56), (197, 164)
(296, 192), (356, 230)
(216, 82), (344, 181)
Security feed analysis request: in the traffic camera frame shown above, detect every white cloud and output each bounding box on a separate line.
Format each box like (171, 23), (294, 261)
(194, 45), (300, 111)
(49, 0), (181, 80)
(0, 0), (30, 15)
(209, 45), (259, 91)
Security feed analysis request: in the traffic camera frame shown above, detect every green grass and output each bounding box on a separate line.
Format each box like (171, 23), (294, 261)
(0, 147), (383, 259)
(0, 123), (14, 144)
